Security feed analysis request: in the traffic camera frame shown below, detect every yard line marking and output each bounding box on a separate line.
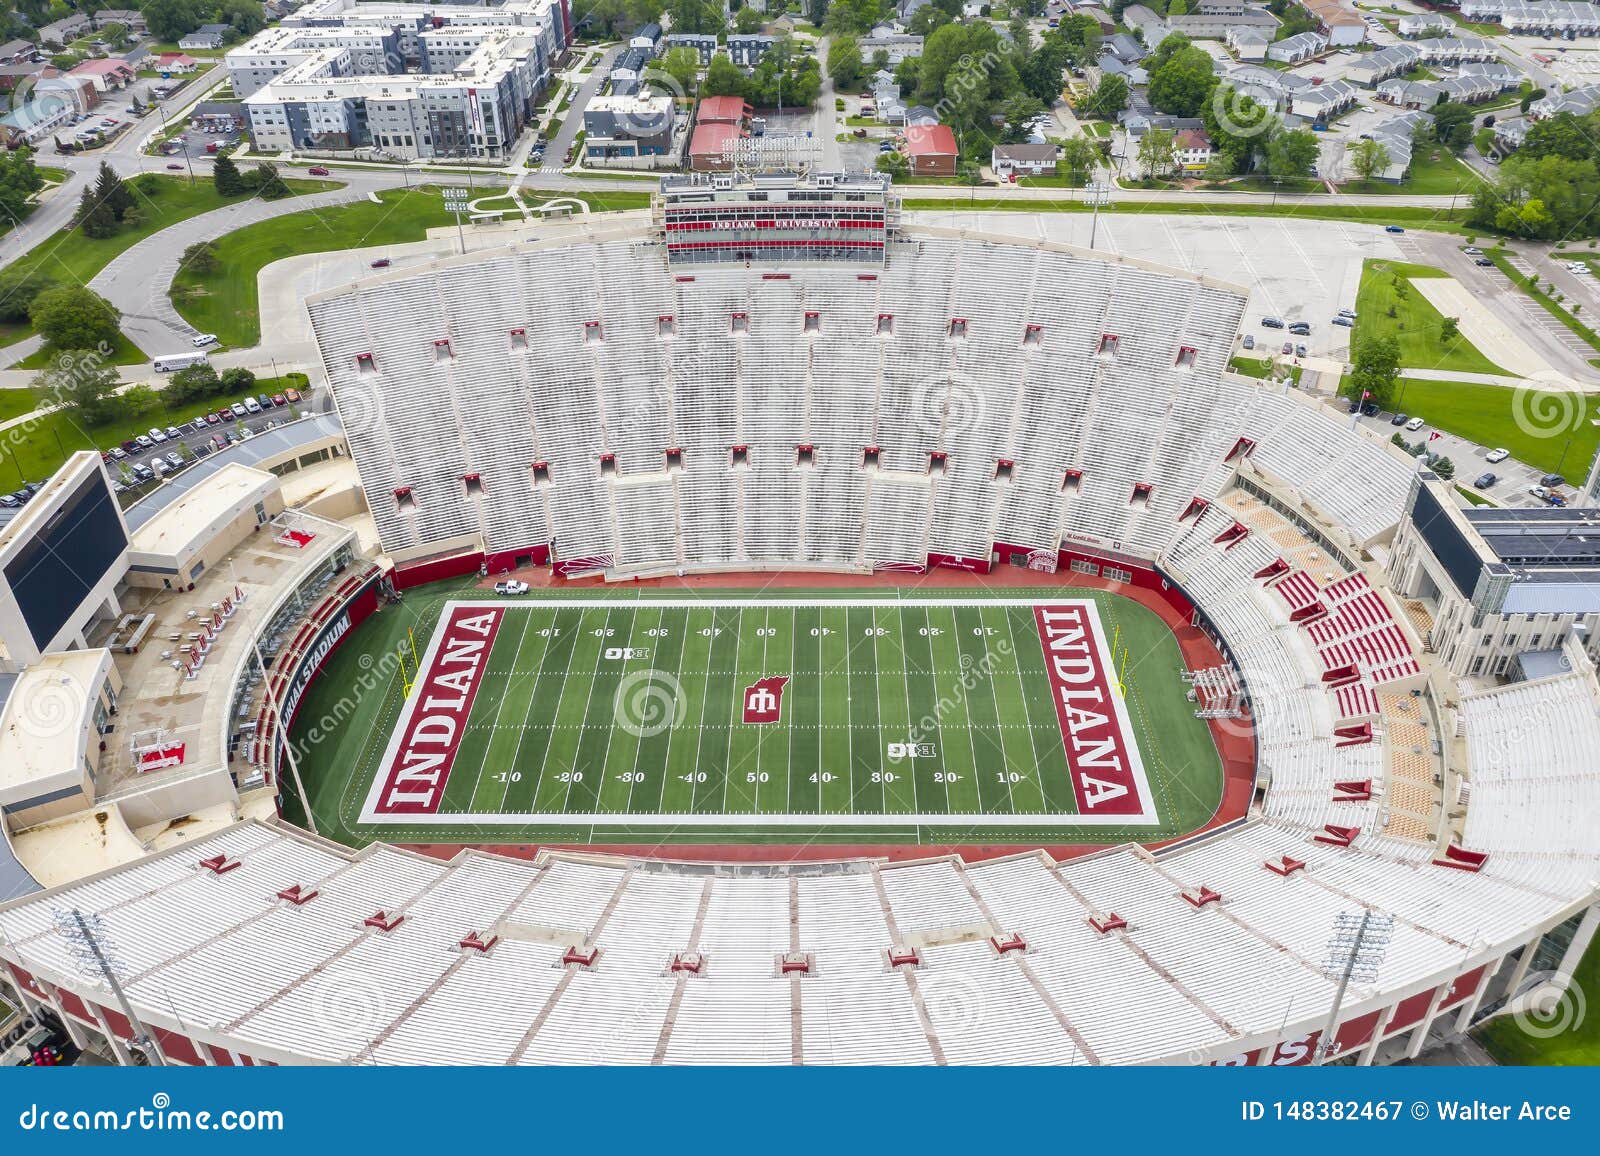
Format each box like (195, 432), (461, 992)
(482, 607), (537, 813)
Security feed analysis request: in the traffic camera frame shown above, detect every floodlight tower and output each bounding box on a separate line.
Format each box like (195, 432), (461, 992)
(1315, 910), (1394, 1063)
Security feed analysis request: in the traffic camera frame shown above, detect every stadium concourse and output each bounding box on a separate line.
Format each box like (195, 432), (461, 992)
(0, 199), (1597, 1067)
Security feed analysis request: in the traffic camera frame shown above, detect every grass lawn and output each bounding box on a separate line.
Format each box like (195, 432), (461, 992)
(8, 174), (338, 292)
(1229, 355), (1302, 385)
(1456, 485), (1494, 506)
(1353, 258), (1510, 376)
(171, 187), (651, 347)
(1340, 148), (1484, 197)
(1476, 941), (1600, 1065)
(13, 331), (148, 370)
(0, 389), (37, 424)
(0, 322), (31, 349)
(1386, 377), (1600, 477)
(0, 373), (311, 487)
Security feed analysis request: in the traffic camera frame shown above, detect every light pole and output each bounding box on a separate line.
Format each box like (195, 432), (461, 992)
(1316, 910), (1394, 1064)
(1087, 181), (1112, 250)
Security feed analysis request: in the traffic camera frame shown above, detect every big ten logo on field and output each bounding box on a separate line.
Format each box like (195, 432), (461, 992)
(886, 742), (937, 761)
(604, 647), (651, 660)
(742, 675), (789, 724)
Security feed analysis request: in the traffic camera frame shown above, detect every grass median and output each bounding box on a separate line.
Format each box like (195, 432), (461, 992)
(1353, 258), (1510, 377)
(1387, 377), (1600, 477)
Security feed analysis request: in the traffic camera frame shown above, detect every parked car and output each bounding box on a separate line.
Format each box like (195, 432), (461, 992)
(109, 446), (128, 461)
(1332, 315), (1353, 327)
(191, 417), (209, 432)
(165, 425), (182, 440)
(1287, 321), (1311, 335)
(1475, 258), (1494, 267)
(494, 580), (530, 596)
(1390, 412), (1409, 426)
(257, 394), (274, 410)
(284, 388), (302, 403)
(166, 163), (183, 170)
(231, 402), (248, 418)
(1281, 342), (1293, 355)
(147, 428), (167, 443)
(272, 393), (287, 407)
(1473, 473), (1497, 489)
(0, 493), (19, 508)
(152, 459), (169, 477)
(307, 165), (331, 176)
(1261, 316), (1285, 329)
(1360, 402), (1379, 417)
(1404, 416), (1425, 431)
(1385, 225), (1405, 233)
(191, 333), (217, 348)
(1294, 344), (1308, 358)
(1486, 447), (1510, 463)
(164, 452), (184, 468)
(1338, 308), (1357, 319)
(1464, 246), (1482, 255)
(1540, 473), (1567, 488)
(135, 434), (153, 449)
(370, 258), (391, 268)
(243, 397), (262, 414)
(1242, 334), (1255, 350)
(205, 412), (221, 425)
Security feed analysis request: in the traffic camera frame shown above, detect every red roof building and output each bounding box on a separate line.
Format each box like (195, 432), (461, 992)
(689, 121), (745, 172)
(697, 95), (753, 125)
(904, 123), (958, 176)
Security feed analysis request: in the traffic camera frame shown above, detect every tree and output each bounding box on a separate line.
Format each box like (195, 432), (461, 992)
(1202, 152), (1235, 181)
(221, 367), (257, 395)
(827, 34), (863, 90)
(212, 153), (244, 197)
(0, 267), (56, 323)
(1264, 127), (1319, 182)
(92, 161), (133, 221)
(1059, 135), (1100, 186)
(32, 353), (123, 427)
(142, 0), (203, 43)
(1147, 45), (1216, 117)
(29, 287), (121, 353)
(73, 187), (117, 238)
(1430, 101), (1473, 152)
(1440, 316), (1460, 343)
(666, 0), (721, 34)
(876, 149), (909, 178)
(164, 361), (220, 407)
(1080, 73), (1128, 120)
(1001, 94), (1046, 143)
(733, 5), (765, 32)
(1055, 14), (1102, 67)
(250, 161), (290, 199)
(824, 0), (883, 34)
(654, 46), (701, 101)
(1431, 456), (1456, 480)
(0, 148), (42, 227)
(181, 240), (221, 276)
(218, 0), (264, 36)
(1168, 0), (1188, 12)
(1350, 137), (1391, 184)
(1348, 334), (1401, 413)
(703, 53), (745, 98)
(1137, 126), (1176, 178)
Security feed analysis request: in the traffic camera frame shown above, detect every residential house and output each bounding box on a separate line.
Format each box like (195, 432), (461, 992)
(38, 15), (92, 48)
(727, 35), (774, 68)
(1302, 0), (1367, 46)
(1362, 109), (1430, 181)
(1174, 127), (1212, 171)
(92, 9), (146, 33)
(1397, 12), (1453, 36)
(629, 22), (663, 52)
(1348, 44), (1420, 87)
(155, 53), (203, 74)
(991, 142), (1059, 175)
(1376, 78), (1442, 109)
(1289, 77), (1358, 121)
(178, 25), (230, 51)
(661, 33), (718, 66)
(1227, 27), (1270, 60)
(1267, 31), (1328, 64)
(859, 34), (923, 66)
(0, 40), (34, 65)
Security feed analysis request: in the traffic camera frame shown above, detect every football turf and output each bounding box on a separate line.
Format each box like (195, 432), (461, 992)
(284, 584), (1225, 846)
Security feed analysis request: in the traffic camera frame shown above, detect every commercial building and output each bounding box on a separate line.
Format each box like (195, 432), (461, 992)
(1389, 477), (1600, 677)
(582, 92), (675, 159)
(904, 122), (958, 175)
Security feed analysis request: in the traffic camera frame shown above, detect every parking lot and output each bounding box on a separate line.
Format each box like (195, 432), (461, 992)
(102, 390), (308, 500)
(159, 121), (243, 163)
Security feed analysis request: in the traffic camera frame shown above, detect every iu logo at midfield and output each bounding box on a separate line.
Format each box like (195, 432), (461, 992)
(742, 676), (790, 724)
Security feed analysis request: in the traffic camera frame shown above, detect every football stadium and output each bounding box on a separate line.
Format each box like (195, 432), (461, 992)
(0, 165), (1596, 1074)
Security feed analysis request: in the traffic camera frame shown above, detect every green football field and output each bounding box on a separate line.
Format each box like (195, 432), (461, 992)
(285, 586), (1225, 846)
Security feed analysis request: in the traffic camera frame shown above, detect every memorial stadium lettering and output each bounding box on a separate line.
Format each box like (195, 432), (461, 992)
(376, 607), (503, 813)
(1034, 605), (1143, 815)
(279, 611), (351, 731)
